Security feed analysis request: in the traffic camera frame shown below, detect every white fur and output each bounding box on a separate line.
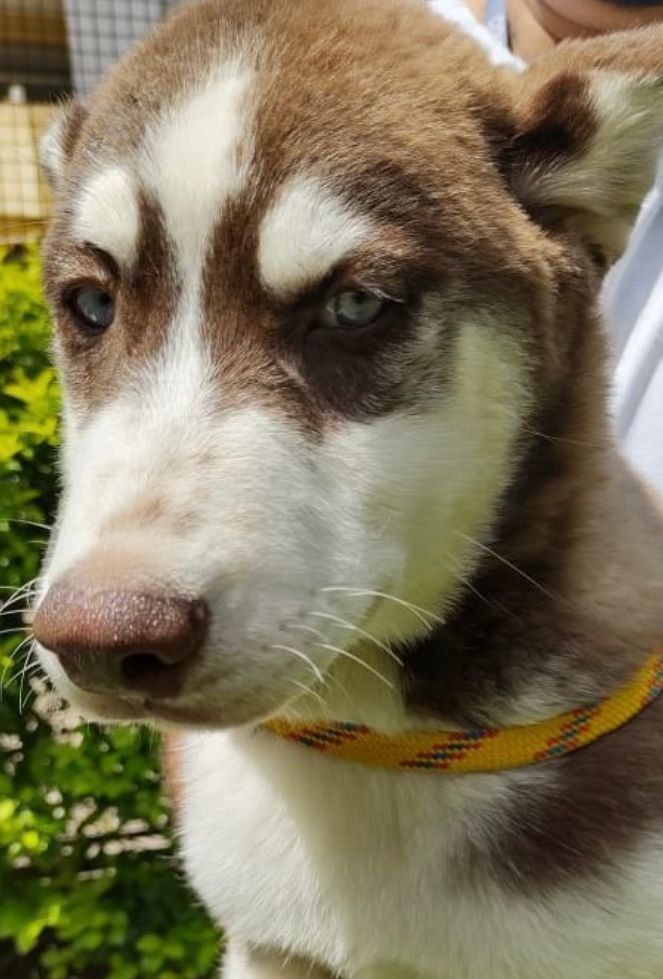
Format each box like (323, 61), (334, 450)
(141, 59), (254, 285)
(258, 176), (373, 297)
(40, 105), (74, 190)
(221, 946), (327, 979)
(73, 166), (140, 267)
(183, 727), (663, 979)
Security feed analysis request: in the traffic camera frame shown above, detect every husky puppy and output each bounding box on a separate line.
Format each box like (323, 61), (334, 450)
(34, 1), (663, 976)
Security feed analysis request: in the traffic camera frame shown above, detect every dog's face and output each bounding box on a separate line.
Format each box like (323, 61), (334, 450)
(34, 0), (663, 727)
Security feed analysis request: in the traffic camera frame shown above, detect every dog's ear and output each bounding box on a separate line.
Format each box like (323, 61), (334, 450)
(503, 27), (663, 265)
(41, 100), (88, 192)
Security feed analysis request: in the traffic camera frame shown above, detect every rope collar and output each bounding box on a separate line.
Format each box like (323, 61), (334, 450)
(263, 650), (663, 773)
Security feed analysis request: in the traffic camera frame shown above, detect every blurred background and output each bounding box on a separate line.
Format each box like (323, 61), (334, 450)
(0, 3), (220, 976)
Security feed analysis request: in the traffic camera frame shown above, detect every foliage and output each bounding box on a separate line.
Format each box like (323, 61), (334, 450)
(0, 245), (221, 979)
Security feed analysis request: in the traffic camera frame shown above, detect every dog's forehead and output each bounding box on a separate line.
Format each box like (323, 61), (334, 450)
(64, 0), (499, 284)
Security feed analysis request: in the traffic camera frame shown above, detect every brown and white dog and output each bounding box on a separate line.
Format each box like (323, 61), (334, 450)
(33, 0), (663, 976)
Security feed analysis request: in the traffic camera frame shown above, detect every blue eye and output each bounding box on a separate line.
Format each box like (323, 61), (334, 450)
(68, 285), (115, 333)
(324, 289), (386, 328)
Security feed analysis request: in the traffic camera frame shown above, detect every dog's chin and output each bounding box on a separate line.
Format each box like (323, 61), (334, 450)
(52, 682), (285, 732)
(39, 647), (294, 730)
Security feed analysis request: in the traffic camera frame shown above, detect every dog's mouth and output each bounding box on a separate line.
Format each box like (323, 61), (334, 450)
(36, 627), (331, 731)
(45, 676), (276, 730)
(89, 694), (246, 729)
(32, 545), (404, 732)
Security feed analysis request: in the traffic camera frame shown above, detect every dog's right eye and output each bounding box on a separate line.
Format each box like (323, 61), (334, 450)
(67, 285), (115, 334)
(322, 288), (387, 330)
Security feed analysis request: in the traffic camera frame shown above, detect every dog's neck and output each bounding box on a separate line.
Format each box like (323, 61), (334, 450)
(290, 303), (663, 732)
(404, 425), (663, 729)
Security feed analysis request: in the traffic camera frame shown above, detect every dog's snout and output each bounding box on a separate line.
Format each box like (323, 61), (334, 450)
(33, 580), (209, 699)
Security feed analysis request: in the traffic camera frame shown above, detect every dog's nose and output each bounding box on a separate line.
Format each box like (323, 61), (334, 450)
(33, 580), (209, 699)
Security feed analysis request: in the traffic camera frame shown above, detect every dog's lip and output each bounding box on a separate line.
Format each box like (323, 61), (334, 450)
(73, 693), (151, 723)
(76, 690), (234, 728)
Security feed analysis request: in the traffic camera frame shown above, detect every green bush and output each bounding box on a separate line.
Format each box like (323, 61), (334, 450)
(0, 244), (221, 979)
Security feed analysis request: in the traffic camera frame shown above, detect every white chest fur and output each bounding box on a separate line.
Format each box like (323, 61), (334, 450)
(179, 730), (663, 979)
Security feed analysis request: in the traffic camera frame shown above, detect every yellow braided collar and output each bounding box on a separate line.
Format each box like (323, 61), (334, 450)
(263, 650), (663, 773)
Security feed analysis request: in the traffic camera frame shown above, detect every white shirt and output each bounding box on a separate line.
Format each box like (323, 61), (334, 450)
(606, 160), (663, 492)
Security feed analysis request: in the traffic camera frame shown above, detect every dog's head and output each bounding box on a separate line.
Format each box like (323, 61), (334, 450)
(34, 0), (663, 727)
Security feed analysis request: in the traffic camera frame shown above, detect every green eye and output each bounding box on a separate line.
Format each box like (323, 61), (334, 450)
(325, 289), (386, 328)
(68, 285), (115, 333)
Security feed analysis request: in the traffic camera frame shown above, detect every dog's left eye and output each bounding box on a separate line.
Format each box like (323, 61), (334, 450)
(67, 285), (116, 334)
(323, 289), (386, 329)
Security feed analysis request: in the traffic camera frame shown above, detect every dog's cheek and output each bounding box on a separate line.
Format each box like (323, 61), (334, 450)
(317, 320), (532, 645)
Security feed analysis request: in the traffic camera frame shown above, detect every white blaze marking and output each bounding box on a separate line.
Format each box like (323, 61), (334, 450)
(258, 175), (373, 297)
(135, 58), (255, 428)
(74, 166), (140, 268)
(142, 58), (254, 286)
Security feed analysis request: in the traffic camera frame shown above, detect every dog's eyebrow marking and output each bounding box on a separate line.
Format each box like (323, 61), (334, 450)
(258, 175), (373, 298)
(73, 166), (140, 269)
(141, 58), (254, 285)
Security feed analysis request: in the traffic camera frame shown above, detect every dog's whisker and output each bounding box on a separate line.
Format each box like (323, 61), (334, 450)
(4, 633), (34, 660)
(0, 582), (37, 603)
(288, 678), (328, 710)
(0, 659), (10, 696)
(2, 636), (37, 694)
(18, 687), (37, 715)
(0, 597), (35, 615)
(457, 573), (512, 617)
(290, 623), (330, 644)
(454, 531), (558, 602)
(0, 608), (34, 620)
(20, 681), (40, 714)
(289, 625), (382, 701)
(313, 642), (394, 690)
(0, 627), (30, 638)
(0, 519), (52, 532)
(322, 586), (444, 629)
(495, 403), (600, 449)
(0, 579), (38, 614)
(309, 611), (403, 666)
(1, 575), (39, 591)
(290, 645), (354, 704)
(442, 553), (515, 619)
(292, 620), (394, 690)
(271, 644), (325, 685)
(19, 646), (40, 712)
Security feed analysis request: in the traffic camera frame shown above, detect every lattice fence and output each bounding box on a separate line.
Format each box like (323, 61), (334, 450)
(0, 0), (177, 244)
